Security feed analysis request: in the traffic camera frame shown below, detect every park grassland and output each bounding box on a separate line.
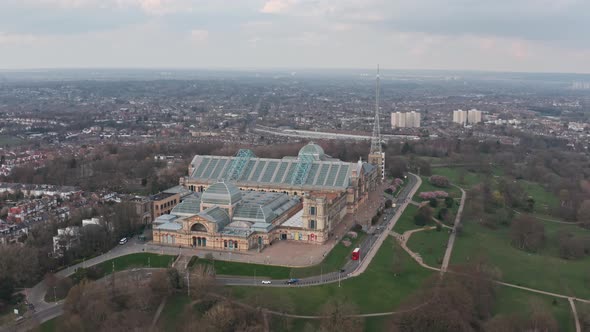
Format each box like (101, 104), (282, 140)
(94, 253), (176, 275)
(192, 233), (367, 279)
(406, 228), (449, 268)
(228, 237), (433, 315)
(392, 204), (419, 234)
(451, 217), (590, 299)
(493, 286), (575, 332)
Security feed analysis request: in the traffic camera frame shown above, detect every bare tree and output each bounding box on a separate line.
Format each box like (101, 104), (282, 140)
(319, 298), (363, 332)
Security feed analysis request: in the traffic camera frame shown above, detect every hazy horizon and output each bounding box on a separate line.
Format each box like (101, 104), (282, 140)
(1, 1), (590, 73)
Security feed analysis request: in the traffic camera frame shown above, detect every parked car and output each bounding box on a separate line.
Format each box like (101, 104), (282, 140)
(286, 278), (299, 285)
(119, 237), (128, 245)
(261, 280), (271, 284)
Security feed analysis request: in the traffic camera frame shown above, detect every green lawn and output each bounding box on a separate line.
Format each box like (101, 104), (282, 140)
(193, 233), (367, 279)
(518, 180), (560, 215)
(95, 253), (176, 275)
(406, 228), (449, 268)
(229, 237), (434, 315)
(159, 293), (192, 332)
(38, 317), (59, 332)
(196, 259), (291, 279)
(493, 286), (575, 332)
(451, 217), (590, 299)
(431, 167), (487, 189)
(392, 204), (420, 234)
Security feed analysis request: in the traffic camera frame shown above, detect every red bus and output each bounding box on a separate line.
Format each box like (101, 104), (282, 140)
(351, 247), (360, 261)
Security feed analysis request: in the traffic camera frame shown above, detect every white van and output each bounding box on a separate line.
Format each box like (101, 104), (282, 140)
(119, 237), (128, 245)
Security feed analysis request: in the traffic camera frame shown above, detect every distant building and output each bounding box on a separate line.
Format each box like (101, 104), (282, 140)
(52, 226), (80, 257)
(453, 109), (482, 125)
(391, 111), (421, 128)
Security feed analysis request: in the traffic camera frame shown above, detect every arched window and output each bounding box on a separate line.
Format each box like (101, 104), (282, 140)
(224, 240), (228, 248)
(191, 223), (207, 232)
(197, 237), (202, 246)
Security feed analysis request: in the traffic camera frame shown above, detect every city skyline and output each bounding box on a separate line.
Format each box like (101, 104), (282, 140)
(1, 0), (590, 73)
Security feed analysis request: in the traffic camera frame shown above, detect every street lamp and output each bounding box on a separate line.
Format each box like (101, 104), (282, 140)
(53, 286), (57, 303)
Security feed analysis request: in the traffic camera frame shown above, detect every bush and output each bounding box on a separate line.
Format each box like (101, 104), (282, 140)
(167, 268), (183, 289)
(351, 224), (363, 232)
(436, 223), (442, 232)
(444, 197), (454, 208)
(429, 198), (438, 208)
(429, 175), (450, 188)
(414, 206), (432, 226)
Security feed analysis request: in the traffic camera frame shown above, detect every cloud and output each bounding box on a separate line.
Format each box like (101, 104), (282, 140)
(0, 32), (40, 45)
(189, 29), (209, 43)
(260, 0), (295, 14)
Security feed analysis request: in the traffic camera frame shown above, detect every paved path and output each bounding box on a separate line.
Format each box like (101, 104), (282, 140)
(512, 209), (582, 225)
(569, 297), (582, 332)
(441, 185), (466, 272)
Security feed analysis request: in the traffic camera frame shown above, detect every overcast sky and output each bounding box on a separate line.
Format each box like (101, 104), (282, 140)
(1, 0), (589, 73)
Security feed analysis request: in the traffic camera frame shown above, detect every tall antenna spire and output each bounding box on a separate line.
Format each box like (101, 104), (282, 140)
(371, 64), (382, 154)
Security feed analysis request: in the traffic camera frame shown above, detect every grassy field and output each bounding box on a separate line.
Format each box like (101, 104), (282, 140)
(38, 317), (58, 332)
(493, 286), (575, 332)
(431, 167), (488, 189)
(518, 180), (560, 215)
(392, 204), (420, 234)
(95, 253), (176, 275)
(193, 233), (366, 279)
(451, 217), (590, 299)
(229, 237), (434, 315)
(406, 228), (449, 268)
(158, 293), (192, 332)
(0, 135), (22, 146)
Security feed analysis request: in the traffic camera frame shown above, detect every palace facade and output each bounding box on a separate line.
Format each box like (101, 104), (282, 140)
(152, 143), (379, 251)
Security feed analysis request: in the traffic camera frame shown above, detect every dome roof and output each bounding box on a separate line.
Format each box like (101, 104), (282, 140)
(201, 181), (242, 205)
(298, 142), (325, 160)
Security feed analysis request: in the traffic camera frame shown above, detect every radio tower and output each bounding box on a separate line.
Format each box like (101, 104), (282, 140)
(368, 65), (385, 181)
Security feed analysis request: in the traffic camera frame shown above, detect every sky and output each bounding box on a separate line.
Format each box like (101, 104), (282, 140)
(1, 0), (589, 73)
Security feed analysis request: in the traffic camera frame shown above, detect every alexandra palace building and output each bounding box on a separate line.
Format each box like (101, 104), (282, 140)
(152, 142), (379, 252)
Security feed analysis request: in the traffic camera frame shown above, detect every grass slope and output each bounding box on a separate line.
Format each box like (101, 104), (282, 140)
(392, 204), (420, 234)
(95, 253), (176, 275)
(452, 218), (590, 299)
(493, 286), (575, 332)
(229, 237), (433, 315)
(406, 228), (449, 268)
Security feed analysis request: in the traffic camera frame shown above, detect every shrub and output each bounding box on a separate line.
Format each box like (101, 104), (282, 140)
(419, 191), (449, 200)
(429, 198), (438, 208)
(444, 197), (455, 208)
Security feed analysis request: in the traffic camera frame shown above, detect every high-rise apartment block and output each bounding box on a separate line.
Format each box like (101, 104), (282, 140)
(453, 109), (482, 125)
(391, 111), (421, 128)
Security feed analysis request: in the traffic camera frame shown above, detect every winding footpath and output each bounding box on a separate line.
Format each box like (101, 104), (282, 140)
(395, 183), (587, 331)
